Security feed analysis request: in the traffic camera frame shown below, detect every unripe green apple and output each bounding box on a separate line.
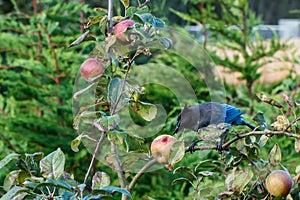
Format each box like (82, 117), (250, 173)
(113, 19), (135, 44)
(151, 135), (177, 164)
(265, 170), (293, 197)
(80, 58), (104, 81)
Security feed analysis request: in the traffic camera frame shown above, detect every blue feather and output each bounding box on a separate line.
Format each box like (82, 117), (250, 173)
(224, 104), (245, 125)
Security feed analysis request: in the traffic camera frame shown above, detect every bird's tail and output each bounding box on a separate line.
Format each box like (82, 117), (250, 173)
(173, 114), (181, 134)
(241, 120), (256, 130)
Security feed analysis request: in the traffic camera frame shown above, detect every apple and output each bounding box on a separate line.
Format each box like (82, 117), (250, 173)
(265, 170), (293, 197)
(113, 19), (135, 44)
(151, 135), (177, 164)
(80, 58), (104, 81)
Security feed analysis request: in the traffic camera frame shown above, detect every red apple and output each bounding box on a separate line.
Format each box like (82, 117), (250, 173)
(265, 170), (293, 197)
(113, 19), (135, 44)
(80, 58), (104, 81)
(151, 135), (177, 164)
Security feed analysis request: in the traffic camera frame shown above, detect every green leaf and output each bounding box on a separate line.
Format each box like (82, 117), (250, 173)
(153, 18), (165, 28)
(0, 153), (20, 169)
(40, 148), (65, 180)
(126, 7), (137, 17)
(69, 31), (91, 48)
(169, 141), (185, 166)
(73, 109), (104, 130)
(99, 16), (108, 35)
(269, 144), (281, 166)
(130, 101), (157, 121)
(84, 15), (107, 29)
(34, 179), (73, 191)
(172, 177), (193, 186)
(133, 13), (154, 24)
(173, 166), (193, 174)
(107, 130), (126, 145)
(108, 78), (130, 112)
(0, 186), (28, 200)
(92, 171), (111, 190)
(87, 194), (106, 199)
(194, 160), (221, 172)
(120, 0), (129, 8)
(3, 170), (20, 191)
(27, 152), (44, 162)
(71, 134), (83, 152)
(93, 186), (132, 198)
(94, 114), (120, 132)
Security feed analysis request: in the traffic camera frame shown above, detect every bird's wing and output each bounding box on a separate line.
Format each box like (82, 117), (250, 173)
(224, 104), (245, 124)
(198, 102), (226, 126)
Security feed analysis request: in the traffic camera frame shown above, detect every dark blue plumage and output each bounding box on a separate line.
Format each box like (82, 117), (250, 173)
(173, 102), (255, 134)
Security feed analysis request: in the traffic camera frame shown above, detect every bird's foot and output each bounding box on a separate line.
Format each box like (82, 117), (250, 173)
(216, 130), (228, 154)
(216, 143), (223, 154)
(187, 140), (199, 154)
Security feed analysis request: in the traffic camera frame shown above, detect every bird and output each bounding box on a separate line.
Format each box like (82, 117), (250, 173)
(173, 102), (256, 152)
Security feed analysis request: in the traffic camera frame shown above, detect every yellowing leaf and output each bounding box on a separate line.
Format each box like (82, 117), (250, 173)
(269, 144), (281, 166)
(71, 134), (83, 152)
(130, 101), (157, 121)
(107, 131), (126, 146)
(271, 115), (290, 131)
(295, 138), (300, 153)
(256, 93), (283, 108)
(120, 0), (129, 8)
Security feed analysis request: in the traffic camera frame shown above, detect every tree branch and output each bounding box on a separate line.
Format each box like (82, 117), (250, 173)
(110, 142), (126, 188)
(188, 130), (300, 152)
(128, 159), (157, 192)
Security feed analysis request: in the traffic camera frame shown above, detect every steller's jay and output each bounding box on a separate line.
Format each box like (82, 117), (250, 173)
(173, 102), (255, 152)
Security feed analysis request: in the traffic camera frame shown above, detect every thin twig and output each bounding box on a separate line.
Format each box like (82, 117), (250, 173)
(128, 159), (157, 192)
(83, 131), (106, 184)
(138, 0), (151, 8)
(284, 116), (300, 132)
